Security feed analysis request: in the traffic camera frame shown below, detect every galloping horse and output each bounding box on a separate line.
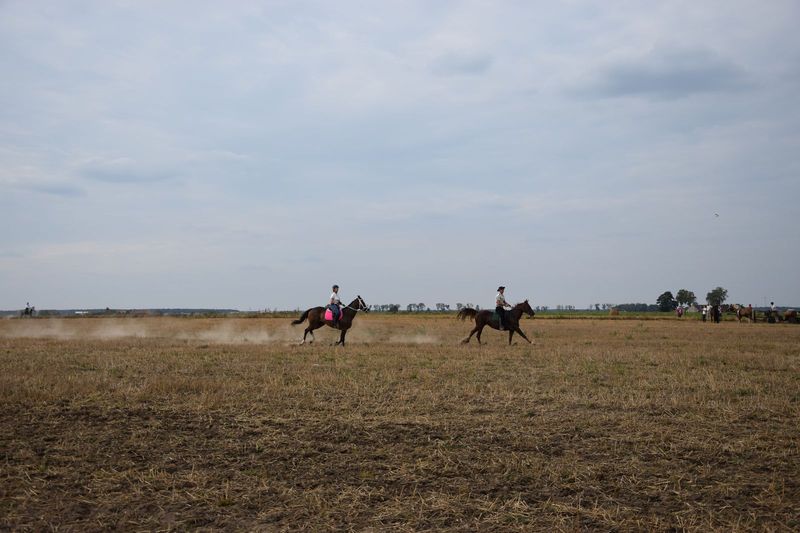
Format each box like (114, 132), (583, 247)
(460, 300), (535, 345)
(291, 295), (368, 346)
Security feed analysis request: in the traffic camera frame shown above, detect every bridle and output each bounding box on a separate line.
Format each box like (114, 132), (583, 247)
(344, 295), (368, 312)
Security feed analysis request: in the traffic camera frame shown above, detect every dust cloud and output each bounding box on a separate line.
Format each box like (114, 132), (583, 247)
(0, 318), (301, 345)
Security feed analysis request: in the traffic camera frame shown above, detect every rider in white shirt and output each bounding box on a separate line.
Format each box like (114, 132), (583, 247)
(329, 285), (342, 326)
(496, 286), (512, 330)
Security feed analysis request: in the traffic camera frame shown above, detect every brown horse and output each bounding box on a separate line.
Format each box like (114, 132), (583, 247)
(730, 304), (754, 323)
(291, 295), (368, 346)
(460, 300), (535, 345)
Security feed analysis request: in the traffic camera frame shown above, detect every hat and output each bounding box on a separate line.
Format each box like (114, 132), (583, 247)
(332, 284), (339, 289)
(497, 286), (505, 291)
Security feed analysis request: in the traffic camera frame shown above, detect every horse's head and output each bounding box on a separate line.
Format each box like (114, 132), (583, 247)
(520, 299), (535, 318)
(356, 295), (369, 312)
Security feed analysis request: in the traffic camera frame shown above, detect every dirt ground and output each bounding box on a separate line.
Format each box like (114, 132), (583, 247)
(1, 316), (799, 531)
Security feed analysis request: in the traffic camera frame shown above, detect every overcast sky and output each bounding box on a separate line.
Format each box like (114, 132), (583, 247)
(2, 1), (799, 310)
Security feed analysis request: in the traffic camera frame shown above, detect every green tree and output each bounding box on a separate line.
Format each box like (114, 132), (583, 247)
(706, 287), (728, 307)
(656, 291), (678, 312)
(675, 289), (697, 307)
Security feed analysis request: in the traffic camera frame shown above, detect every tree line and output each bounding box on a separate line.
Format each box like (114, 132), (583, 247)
(655, 287), (728, 312)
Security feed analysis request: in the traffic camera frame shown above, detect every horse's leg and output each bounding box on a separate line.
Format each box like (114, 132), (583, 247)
(508, 329), (514, 345)
(514, 327), (532, 344)
(333, 328), (347, 346)
(476, 325), (486, 344)
(301, 319), (319, 345)
(462, 325), (480, 343)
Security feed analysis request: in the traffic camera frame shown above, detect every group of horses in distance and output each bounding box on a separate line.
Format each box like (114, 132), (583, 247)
(727, 304), (797, 323)
(290, 296), (536, 346)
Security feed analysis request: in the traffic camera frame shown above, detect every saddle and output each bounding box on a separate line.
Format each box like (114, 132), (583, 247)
(492, 311), (507, 329)
(324, 306), (340, 322)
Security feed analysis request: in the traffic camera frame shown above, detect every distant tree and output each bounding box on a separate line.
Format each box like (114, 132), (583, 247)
(657, 291), (678, 312)
(418, 303), (426, 312)
(388, 304), (400, 313)
(595, 304), (601, 311)
(675, 289), (697, 307)
(406, 304), (416, 312)
(456, 303), (464, 311)
(706, 287), (728, 307)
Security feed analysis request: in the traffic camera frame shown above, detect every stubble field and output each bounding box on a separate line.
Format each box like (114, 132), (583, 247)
(1, 315), (799, 531)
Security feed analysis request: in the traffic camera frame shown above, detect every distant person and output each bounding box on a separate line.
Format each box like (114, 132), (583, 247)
(715, 305), (722, 323)
(496, 286), (511, 330)
(702, 305), (707, 322)
(770, 301), (777, 323)
(329, 285), (342, 327)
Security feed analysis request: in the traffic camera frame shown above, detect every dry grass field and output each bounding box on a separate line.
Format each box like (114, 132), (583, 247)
(1, 315), (799, 531)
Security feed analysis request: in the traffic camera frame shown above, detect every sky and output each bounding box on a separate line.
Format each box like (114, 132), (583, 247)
(2, 1), (799, 311)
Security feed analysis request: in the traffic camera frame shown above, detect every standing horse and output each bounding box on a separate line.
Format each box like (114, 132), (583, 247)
(730, 304), (754, 323)
(20, 305), (35, 318)
(460, 300), (535, 345)
(291, 295), (368, 346)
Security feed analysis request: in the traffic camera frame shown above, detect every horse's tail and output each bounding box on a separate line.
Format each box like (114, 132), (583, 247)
(291, 309), (311, 325)
(457, 308), (478, 321)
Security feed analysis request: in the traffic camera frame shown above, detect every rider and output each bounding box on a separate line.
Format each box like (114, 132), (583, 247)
(496, 286), (511, 330)
(329, 285), (342, 328)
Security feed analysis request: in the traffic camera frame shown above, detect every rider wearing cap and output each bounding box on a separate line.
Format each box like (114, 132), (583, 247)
(329, 285), (342, 327)
(496, 286), (511, 330)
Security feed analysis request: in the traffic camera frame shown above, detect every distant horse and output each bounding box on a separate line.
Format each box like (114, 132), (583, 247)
(20, 305), (35, 318)
(461, 300), (535, 345)
(730, 304), (754, 323)
(291, 295), (369, 346)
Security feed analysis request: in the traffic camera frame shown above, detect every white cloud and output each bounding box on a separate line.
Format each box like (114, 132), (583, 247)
(2, 1), (799, 308)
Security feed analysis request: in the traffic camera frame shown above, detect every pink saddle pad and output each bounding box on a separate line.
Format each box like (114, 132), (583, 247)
(325, 309), (336, 321)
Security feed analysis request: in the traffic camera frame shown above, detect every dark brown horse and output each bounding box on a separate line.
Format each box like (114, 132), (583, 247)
(291, 295), (368, 346)
(460, 300), (535, 345)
